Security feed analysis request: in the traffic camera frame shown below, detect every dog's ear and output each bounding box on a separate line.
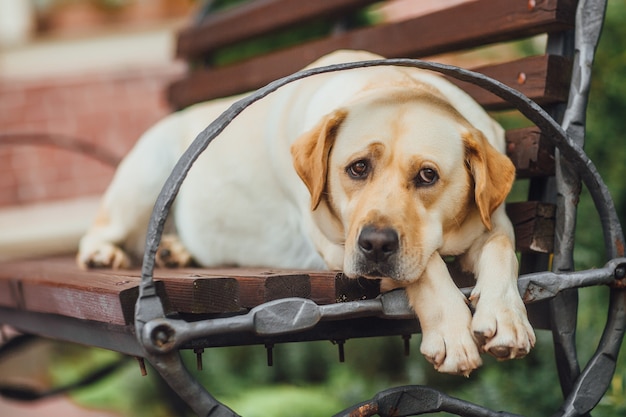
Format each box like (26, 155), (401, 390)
(291, 109), (347, 210)
(463, 128), (515, 230)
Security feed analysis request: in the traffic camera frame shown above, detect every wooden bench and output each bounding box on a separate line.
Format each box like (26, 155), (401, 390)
(1, 0), (625, 416)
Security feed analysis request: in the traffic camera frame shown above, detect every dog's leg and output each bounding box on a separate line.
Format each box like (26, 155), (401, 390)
(155, 234), (193, 268)
(466, 213), (536, 360)
(77, 119), (183, 269)
(403, 253), (482, 376)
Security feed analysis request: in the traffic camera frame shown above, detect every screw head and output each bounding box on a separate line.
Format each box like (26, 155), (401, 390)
(615, 264), (626, 280)
(150, 324), (176, 349)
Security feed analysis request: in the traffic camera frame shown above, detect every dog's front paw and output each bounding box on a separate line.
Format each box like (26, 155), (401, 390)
(420, 325), (482, 376)
(155, 234), (193, 268)
(471, 292), (536, 360)
(77, 243), (131, 269)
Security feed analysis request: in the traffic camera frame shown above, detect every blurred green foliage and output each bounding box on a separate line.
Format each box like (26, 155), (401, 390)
(36, 0), (626, 416)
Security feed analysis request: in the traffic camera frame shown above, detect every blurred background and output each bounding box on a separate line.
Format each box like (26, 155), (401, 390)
(0, 0), (193, 261)
(0, 0), (625, 416)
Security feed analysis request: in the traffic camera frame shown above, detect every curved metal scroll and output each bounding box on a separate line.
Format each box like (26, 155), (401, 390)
(333, 385), (525, 417)
(134, 59), (625, 417)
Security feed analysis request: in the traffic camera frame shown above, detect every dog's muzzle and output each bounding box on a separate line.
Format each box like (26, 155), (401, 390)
(355, 225), (399, 277)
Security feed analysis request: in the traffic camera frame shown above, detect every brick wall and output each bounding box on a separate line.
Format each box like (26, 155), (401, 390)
(0, 64), (183, 207)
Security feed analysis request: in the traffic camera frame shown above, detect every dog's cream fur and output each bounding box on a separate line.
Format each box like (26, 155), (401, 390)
(78, 50), (535, 375)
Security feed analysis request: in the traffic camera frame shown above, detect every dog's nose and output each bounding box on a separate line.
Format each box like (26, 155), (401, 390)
(358, 225), (399, 262)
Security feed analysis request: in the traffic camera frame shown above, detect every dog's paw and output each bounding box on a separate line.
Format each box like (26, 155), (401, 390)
(77, 243), (131, 269)
(155, 234), (193, 268)
(471, 293), (536, 360)
(420, 326), (482, 377)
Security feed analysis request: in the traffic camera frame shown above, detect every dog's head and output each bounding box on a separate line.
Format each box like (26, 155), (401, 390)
(291, 87), (514, 282)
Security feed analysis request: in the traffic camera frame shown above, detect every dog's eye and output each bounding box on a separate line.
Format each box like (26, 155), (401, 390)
(346, 159), (370, 179)
(415, 167), (438, 186)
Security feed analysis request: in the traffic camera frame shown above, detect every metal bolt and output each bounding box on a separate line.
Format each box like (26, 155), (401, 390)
(615, 264), (626, 280)
(517, 72), (527, 85)
(151, 324), (175, 349)
(336, 340), (346, 363)
(265, 343), (274, 366)
(195, 348), (204, 371)
(402, 335), (411, 356)
(528, 0), (536, 11)
(135, 357), (148, 376)
(154, 330), (169, 345)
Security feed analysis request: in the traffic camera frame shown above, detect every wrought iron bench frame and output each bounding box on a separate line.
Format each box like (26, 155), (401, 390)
(1, 0), (624, 416)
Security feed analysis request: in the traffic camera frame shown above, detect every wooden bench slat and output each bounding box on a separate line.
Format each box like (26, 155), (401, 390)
(176, 0), (380, 59)
(167, 53), (570, 110)
(507, 201), (556, 254)
(159, 268), (378, 314)
(177, 0), (575, 60)
(309, 273), (380, 304)
(254, 0), (574, 60)
(154, 273), (240, 314)
(446, 54), (572, 110)
(168, 0), (575, 109)
(0, 258), (145, 325)
(202, 270), (313, 309)
(0, 260), (384, 320)
(506, 127), (555, 178)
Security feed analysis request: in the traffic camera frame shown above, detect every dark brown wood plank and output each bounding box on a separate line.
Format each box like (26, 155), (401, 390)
(176, 0), (380, 59)
(160, 268), (311, 310)
(90, 267), (311, 313)
(448, 259), (476, 289)
(168, 53), (570, 111)
(0, 258), (144, 325)
(183, 268), (313, 308)
(507, 201), (556, 254)
(235, 274), (310, 308)
(168, 0), (576, 108)
(152, 271), (240, 314)
(445, 54), (572, 110)
(506, 126), (555, 178)
(178, 0), (575, 60)
(308, 272), (380, 305)
(157, 268), (378, 312)
(0, 260), (381, 317)
(360, 0), (575, 58)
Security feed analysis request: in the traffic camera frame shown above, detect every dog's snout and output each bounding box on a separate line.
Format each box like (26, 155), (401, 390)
(358, 225), (399, 262)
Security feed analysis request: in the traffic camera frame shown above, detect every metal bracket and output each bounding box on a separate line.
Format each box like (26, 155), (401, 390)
(137, 259), (625, 357)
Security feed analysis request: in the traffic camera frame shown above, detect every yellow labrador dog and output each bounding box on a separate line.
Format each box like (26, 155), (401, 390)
(78, 50), (535, 375)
